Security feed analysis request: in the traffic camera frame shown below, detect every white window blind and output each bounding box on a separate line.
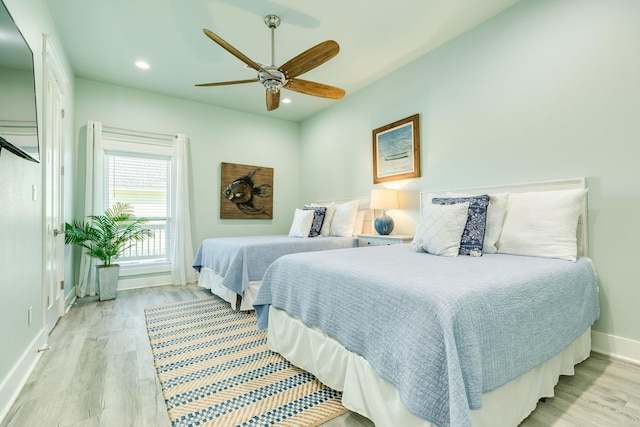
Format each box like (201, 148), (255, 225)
(104, 150), (172, 265)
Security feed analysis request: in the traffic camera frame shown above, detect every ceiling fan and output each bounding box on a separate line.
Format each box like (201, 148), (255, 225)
(196, 14), (345, 111)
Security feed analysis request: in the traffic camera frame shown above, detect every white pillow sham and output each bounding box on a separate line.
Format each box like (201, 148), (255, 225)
(288, 208), (315, 238)
(330, 200), (359, 237)
(410, 193), (435, 249)
(496, 188), (586, 261)
(413, 202), (470, 257)
(354, 210), (366, 236)
(448, 191), (509, 254)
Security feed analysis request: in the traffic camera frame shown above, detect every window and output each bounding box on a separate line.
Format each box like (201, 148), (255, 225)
(101, 136), (174, 270)
(77, 121), (195, 297)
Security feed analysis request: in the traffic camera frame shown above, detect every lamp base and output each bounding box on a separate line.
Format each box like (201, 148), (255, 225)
(374, 213), (394, 235)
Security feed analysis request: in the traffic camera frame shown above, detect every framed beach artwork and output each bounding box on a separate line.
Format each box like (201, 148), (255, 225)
(372, 114), (421, 183)
(220, 162), (273, 219)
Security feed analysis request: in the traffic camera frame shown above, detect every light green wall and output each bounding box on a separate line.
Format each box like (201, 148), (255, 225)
(300, 0), (640, 342)
(0, 0), (75, 397)
(0, 148), (41, 378)
(74, 78), (301, 250)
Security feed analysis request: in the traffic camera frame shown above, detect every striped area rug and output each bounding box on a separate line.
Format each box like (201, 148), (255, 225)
(145, 296), (347, 427)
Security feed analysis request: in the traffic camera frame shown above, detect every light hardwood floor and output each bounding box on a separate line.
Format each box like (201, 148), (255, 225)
(2, 284), (639, 427)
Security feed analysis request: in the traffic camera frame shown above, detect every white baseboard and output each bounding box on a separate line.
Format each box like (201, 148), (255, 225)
(64, 290), (76, 313)
(0, 328), (47, 424)
(117, 273), (172, 291)
(591, 330), (640, 365)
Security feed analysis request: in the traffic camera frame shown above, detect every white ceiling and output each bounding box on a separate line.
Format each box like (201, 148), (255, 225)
(47, 0), (521, 122)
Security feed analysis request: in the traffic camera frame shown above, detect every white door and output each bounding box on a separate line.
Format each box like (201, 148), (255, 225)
(44, 61), (65, 333)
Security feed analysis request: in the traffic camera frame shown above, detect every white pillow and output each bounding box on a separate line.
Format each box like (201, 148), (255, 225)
(410, 193), (436, 249)
(353, 210), (366, 236)
(414, 202), (470, 257)
(496, 188), (586, 261)
(288, 209), (315, 238)
(448, 192), (509, 254)
(309, 202), (336, 237)
(329, 200), (359, 237)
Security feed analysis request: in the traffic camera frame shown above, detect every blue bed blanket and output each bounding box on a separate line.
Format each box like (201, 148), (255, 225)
(192, 235), (357, 295)
(253, 244), (599, 427)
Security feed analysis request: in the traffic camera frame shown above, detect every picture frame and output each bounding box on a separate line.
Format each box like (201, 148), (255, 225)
(372, 114), (421, 183)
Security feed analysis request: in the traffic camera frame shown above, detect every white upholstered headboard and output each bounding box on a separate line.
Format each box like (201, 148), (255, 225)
(419, 178), (588, 257)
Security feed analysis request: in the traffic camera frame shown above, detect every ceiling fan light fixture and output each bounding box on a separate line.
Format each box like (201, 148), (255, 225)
(265, 82), (281, 94)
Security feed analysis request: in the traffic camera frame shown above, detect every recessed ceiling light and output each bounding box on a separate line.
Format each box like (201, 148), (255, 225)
(281, 98), (291, 104)
(135, 60), (150, 69)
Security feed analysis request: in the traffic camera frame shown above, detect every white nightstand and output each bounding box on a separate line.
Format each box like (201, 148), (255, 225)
(357, 234), (413, 247)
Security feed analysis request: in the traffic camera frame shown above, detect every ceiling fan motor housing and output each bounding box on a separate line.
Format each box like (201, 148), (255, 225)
(259, 67), (287, 94)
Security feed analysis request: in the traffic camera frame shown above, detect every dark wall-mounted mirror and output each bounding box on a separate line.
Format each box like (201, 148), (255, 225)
(0, 0), (40, 163)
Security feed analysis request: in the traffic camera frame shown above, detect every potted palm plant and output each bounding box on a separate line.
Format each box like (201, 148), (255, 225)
(65, 202), (152, 301)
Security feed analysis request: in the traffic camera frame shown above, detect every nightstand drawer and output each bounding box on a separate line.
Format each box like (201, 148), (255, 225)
(357, 234), (413, 247)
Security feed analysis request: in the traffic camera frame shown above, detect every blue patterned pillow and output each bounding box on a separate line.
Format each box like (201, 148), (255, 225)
(431, 195), (490, 256)
(303, 206), (327, 238)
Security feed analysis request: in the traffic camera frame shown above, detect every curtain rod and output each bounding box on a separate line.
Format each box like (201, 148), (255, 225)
(102, 125), (175, 142)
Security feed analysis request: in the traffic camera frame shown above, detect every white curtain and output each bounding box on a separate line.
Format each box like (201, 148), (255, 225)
(76, 120), (104, 297)
(76, 123), (196, 297)
(171, 134), (198, 285)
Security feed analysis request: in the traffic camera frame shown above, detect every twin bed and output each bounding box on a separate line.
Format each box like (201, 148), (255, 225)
(193, 235), (358, 310)
(251, 178), (600, 427)
(193, 199), (369, 310)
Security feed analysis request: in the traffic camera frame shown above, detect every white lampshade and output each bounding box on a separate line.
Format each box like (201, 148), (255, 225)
(370, 189), (399, 210)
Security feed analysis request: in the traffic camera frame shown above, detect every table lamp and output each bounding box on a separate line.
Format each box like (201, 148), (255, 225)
(370, 189), (399, 235)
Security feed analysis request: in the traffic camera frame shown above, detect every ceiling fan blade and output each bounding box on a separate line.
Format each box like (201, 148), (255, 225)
(266, 90), (280, 111)
(284, 78), (345, 99)
(279, 40), (339, 79)
(195, 79), (258, 87)
(203, 28), (270, 74)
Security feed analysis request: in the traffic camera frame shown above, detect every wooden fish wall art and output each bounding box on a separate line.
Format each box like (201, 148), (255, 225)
(220, 162), (273, 219)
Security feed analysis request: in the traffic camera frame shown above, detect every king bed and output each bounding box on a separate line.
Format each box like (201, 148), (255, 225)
(193, 199), (370, 310)
(253, 178), (600, 427)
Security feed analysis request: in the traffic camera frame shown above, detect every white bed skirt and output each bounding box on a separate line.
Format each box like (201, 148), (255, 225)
(267, 307), (592, 427)
(197, 267), (261, 311)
